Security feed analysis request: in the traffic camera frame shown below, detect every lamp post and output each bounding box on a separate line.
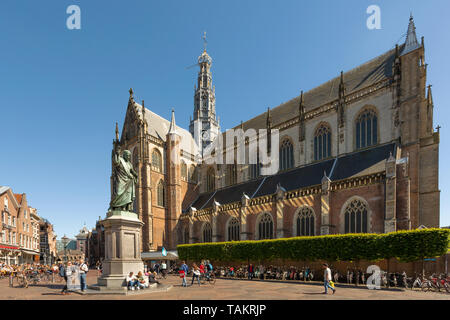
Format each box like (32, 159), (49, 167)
(62, 235), (69, 263)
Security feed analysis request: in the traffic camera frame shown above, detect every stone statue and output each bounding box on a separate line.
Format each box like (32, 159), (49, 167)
(109, 137), (138, 212)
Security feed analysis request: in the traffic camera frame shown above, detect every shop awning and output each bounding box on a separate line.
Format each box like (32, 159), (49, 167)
(141, 250), (178, 261)
(0, 245), (19, 250)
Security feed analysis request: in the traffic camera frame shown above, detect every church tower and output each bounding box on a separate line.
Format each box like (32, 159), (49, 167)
(189, 33), (220, 155)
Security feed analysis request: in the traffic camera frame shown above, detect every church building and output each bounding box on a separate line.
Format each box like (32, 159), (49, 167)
(116, 16), (440, 253)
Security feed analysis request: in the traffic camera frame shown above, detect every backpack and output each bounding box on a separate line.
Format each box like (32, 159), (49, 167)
(59, 266), (65, 277)
(207, 264), (213, 271)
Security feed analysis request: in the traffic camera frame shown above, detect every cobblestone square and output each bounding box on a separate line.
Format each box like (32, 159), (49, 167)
(0, 273), (449, 300)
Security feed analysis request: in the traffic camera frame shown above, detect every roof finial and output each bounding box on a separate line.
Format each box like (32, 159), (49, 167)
(299, 90), (305, 116)
(427, 85), (433, 107)
(142, 100), (145, 118)
(168, 108), (177, 135)
(129, 88), (134, 98)
(266, 107), (272, 127)
(115, 122), (119, 141)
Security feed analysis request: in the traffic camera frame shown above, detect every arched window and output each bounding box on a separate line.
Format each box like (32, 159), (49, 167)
(181, 161), (187, 181)
(189, 165), (197, 183)
(344, 198), (368, 234)
(157, 180), (165, 207)
(206, 167), (215, 192)
(227, 217), (240, 241)
(152, 149), (162, 172)
(356, 109), (378, 150)
(202, 223), (212, 243)
(226, 163), (237, 186)
(314, 124), (331, 161)
(279, 138), (294, 171)
(295, 207), (315, 236)
(257, 213), (274, 240)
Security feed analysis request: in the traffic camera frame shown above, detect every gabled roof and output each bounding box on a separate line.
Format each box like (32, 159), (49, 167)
(133, 102), (199, 156)
(188, 143), (396, 211)
(0, 186), (20, 209)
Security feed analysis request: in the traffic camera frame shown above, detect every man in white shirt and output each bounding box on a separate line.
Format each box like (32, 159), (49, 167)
(126, 272), (138, 290)
(79, 259), (89, 292)
(322, 263), (336, 295)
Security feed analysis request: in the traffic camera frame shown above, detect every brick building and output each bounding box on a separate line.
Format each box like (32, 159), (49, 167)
(87, 217), (105, 266)
(39, 218), (57, 265)
(0, 186), (40, 264)
(114, 16), (440, 253)
(75, 225), (89, 257)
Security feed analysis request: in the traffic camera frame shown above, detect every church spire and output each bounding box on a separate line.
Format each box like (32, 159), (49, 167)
(168, 108), (177, 135)
(189, 34), (220, 152)
(402, 14), (420, 55)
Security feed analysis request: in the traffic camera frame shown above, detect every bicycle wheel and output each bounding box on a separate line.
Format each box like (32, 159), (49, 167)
(433, 283), (441, 293)
(444, 283), (450, 293)
(209, 274), (216, 285)
(19, 276), (28, 288)
(200, 275), (206, 285)
(421, 281), (430, 292)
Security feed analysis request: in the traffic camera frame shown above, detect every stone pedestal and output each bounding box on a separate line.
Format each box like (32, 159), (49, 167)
(95, 210), (144, 292)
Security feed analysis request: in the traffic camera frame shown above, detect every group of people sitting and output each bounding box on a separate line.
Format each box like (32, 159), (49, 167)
(126, 269), (164, 291)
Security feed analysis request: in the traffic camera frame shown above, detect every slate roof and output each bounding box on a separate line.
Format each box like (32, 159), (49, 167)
(187, 143), (396, 211)
(228, 45), (403, 133)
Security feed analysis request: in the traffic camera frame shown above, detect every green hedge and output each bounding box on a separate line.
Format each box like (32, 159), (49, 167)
(177, 229), (450, 263)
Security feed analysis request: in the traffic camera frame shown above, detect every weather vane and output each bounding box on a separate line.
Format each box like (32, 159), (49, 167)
(202, 31), (207, 52)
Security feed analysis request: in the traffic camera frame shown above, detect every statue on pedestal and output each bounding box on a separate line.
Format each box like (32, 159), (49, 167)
(109, 124), (138, 212)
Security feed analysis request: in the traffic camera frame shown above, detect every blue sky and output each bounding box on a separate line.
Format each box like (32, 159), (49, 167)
(1, 0), (449, 238)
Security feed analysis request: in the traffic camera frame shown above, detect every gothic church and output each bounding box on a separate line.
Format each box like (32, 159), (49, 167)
(116, 16), (440, 253)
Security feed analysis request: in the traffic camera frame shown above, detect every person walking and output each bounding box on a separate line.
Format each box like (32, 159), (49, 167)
(79, 259), (89, 292)
(180, 261), (189, 287)
(191, 263), (201, 286)
(322, 263), (336, 295)
(248, 263), (254, 280)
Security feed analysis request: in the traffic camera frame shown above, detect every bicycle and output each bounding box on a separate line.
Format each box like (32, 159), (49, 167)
(26, 271), (42, 285)
(13, 272), (29, 288)
(200, 272), (216, 285)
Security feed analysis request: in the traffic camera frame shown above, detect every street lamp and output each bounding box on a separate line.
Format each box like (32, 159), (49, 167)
(62, 235), (69, 263)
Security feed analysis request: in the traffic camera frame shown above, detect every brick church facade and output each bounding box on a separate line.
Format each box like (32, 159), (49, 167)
(115, 16), (440, 253)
